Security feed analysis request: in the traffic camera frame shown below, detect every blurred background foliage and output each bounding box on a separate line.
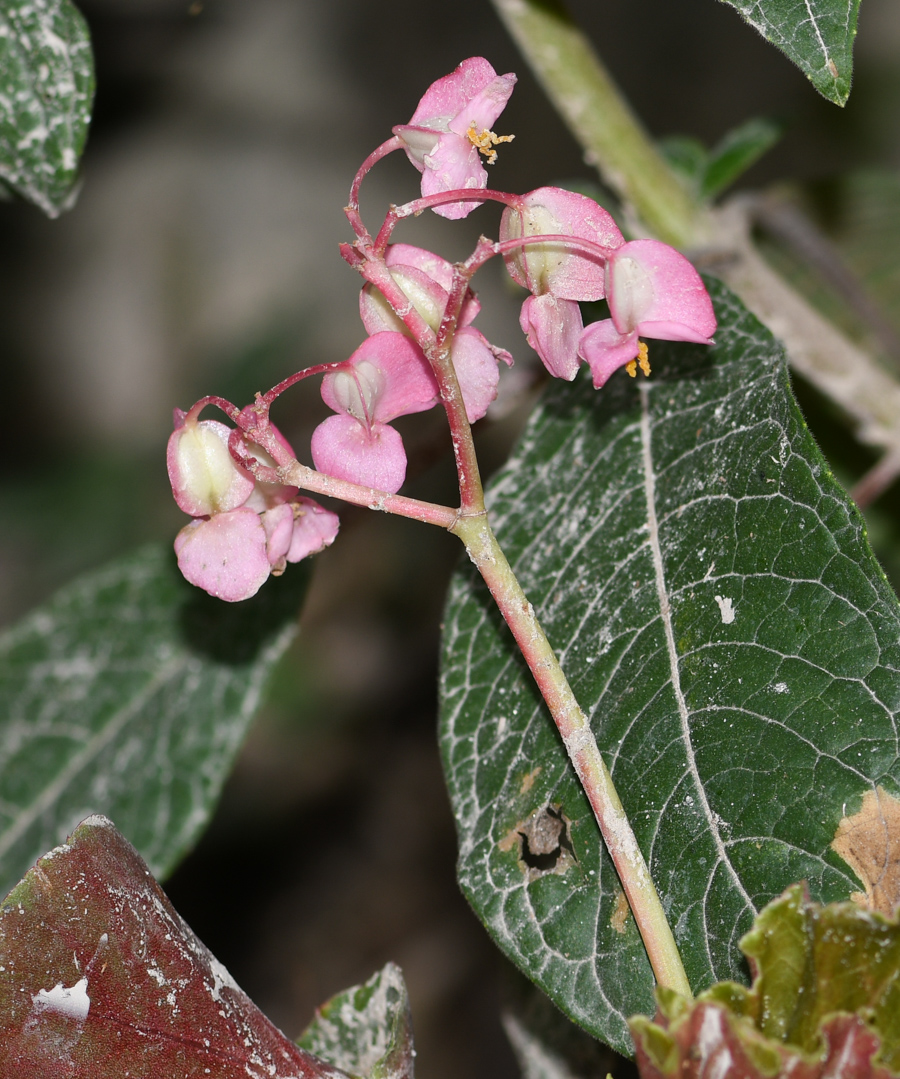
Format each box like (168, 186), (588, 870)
(2, 0), (900, 1076)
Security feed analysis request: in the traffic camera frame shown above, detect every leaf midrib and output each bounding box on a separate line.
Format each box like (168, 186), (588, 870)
(638, 382), (757, 933)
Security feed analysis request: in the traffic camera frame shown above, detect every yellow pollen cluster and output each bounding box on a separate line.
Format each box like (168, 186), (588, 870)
(625, 341), (651, 379)
(466, 125), (515, 164)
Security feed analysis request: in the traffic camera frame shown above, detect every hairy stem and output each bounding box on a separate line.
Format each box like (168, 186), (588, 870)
(453, 511), (693, 997)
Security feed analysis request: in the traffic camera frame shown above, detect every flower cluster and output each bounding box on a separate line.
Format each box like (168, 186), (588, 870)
(167, 412), (339, 602)
(167, 57), (718, 603)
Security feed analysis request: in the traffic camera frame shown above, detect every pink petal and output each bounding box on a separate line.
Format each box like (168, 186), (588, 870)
(407, 57), (501, 129)
(260, 502), (294, 567)
(322, 333), (438, 425)
(577, 319), (640, 388)
(384, 244), (481, 325)
(420, 134), (487, 220)
(606, 240), (716, 341)
(286, 498), (341, 562)
(446, 74), (517, 136)
(500, 187), (624, 300)
(392, 124), (441, 171)
(167, 419), (255, 517)
(359, 264), (449, 336)
(310, 414), (408, 494)
(451, 327), (500, 422)
(174, 508), (271, 602)
(519, 293), (583, 381)
(385, 243), (455, 290)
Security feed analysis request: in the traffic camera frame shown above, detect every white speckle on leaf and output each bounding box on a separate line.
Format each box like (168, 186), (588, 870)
(714, 595), (736, 625)
(207, 955), (240, 1002)
(773, 682), (789, 694)
(32, 977), (90, 1022)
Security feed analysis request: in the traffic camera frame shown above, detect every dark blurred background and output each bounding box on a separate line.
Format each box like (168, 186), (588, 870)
(2, 1), (900, 1076)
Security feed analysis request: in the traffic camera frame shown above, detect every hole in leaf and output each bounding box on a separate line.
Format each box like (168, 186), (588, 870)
(514, 804), (576, 881)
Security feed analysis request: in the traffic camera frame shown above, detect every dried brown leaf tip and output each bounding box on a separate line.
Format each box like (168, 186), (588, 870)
(832, 786), (900, 916)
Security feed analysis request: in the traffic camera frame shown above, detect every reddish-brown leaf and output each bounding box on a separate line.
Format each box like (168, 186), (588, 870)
(0, 815), (350, 1079)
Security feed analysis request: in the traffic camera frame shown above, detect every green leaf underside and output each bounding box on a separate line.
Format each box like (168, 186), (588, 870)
(631, 886), (900, 1078)
(0, 816), (346, 1078)
(0, 543), (307, 899)
(298, 963), (415, 1079)
(439, 277), (900, 1056)
(0, 0), (94, 215)
(719, 0), (859, 105)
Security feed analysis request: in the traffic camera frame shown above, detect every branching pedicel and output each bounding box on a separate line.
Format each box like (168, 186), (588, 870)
(166, 56), (717, 998)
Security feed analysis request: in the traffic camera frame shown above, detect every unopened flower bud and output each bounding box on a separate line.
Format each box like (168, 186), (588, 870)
(167, 419), (254, 518)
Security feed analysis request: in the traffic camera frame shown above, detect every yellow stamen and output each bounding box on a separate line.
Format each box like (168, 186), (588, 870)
(638, 340), (651, 377)
(625, 342), (651, 379)
(466, 125), (515, 165)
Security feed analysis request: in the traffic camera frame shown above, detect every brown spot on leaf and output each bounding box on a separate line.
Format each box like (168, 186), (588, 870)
(520, 766), (541, 794)
(832, 786), (900, 915)
(827, 58), (839, 78)
(610, 890), (630, 934)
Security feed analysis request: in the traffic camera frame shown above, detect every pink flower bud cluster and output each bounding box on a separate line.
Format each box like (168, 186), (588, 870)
(167, 56), (719, 603)
(500, 188), (716, 388)
(310, 244), (511, 494)
(167, 413), (339, 602)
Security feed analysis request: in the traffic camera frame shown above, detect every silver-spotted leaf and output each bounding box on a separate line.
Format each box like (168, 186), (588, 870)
(0, 0), (94, 215)
(439, 277), (900, 1055)
(298, 963), (414, 1079)
(0, 543), (307, 898)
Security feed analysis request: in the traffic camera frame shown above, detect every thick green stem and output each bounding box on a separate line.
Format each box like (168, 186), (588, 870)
(453, 511), (693, 998)
(491, 0), (703, 247)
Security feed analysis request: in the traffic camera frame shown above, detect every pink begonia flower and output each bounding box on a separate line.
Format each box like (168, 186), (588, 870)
(311, 332), (438, 494)
(359, 243), (512, 424)
(393, 57), (516, 220)
(501, 187), (624, 301)
(169, 415), (339, 602)
(577, 239), (717, 388)
(500, 187), (624, 379)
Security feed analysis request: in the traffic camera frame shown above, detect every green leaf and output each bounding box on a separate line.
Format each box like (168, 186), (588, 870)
(0, 815), (348, 1077)
(658, 135), (709, 190)
(0, 0), (94, 216)
(0, 544), (307, 897)
(658, 121), (781, 202)
(701, 118), (782, 199)
(631, 885), (900, 1078)
(298, 963), (414, 1079)
(439, 277), (900, 1055)
(719, 0), (859, 105)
